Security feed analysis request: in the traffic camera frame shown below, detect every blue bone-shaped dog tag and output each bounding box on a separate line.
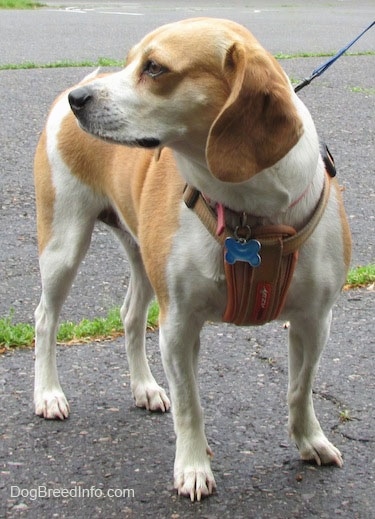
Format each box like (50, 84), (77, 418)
(225, 237), (261, 267)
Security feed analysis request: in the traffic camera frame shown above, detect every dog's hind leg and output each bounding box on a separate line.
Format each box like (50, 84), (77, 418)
(287, 309), (343, 467)
(114, 230), (170, 412)
(34, 201), (97, 420)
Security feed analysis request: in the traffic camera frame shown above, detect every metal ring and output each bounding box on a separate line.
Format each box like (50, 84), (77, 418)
(234, 225), (251, 243)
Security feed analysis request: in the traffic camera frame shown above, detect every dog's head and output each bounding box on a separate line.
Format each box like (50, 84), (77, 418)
(69, 18), (303, 182)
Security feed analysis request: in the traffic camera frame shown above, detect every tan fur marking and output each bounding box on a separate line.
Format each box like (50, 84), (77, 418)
(137, 149), (184, 321)
(59, 112), (115, 195)
(34, 130), (55, 253)
(58, 111), (183, 312)
(59, 112), (146, 237)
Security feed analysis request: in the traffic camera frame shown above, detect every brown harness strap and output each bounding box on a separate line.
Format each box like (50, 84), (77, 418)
(283, 175), (330, 255)
(183, 186), (220, 240)
(183, 174), (331, 325)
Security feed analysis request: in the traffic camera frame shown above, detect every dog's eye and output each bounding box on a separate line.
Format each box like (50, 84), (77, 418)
(143, 60), (167, 78)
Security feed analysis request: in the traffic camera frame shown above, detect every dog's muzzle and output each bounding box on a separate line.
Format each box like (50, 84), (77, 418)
(68, 86), (161, 149)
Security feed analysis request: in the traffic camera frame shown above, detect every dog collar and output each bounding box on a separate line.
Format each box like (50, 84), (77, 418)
(183, 172), (330, 252)
(207, 182), (312, 238)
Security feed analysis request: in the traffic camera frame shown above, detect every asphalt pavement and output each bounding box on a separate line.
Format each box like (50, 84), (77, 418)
(0, 2), (374, 518)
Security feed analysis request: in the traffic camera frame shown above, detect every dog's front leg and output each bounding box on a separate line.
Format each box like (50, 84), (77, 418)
(287, 310), (343, 467)
(34, 221), (94, 420)
(160, 321), (216, 501)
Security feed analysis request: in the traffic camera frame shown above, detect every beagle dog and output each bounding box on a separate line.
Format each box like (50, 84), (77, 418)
(34, 18), (351, 501)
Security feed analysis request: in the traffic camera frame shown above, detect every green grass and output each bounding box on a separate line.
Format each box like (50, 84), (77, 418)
(0, 0), (44, 8)
(339, 409), (353, 423)
(349, 86), (375, 96)
(0, 265), (373, 350)
(0, 301), (159, 351)
(345, 264), (375, 289)
(0, 57), (124, 71)
(56, 307), (124, 344)
(1, 51), (374, 72)
(275, 50), (375, 60)
(0, 313), (35, 348)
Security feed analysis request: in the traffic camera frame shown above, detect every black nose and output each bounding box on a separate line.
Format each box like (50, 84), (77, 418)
(68, 87), (93, 111)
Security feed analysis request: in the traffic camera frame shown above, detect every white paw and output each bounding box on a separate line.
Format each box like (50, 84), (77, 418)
(34, 390), (70, 420)
(295, 431), (343, 467)
(174, 447), (216, 501)
(132, 381), (170, 412)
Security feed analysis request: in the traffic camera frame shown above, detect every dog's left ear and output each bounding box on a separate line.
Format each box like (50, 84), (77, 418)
(206, 43), (303, 183)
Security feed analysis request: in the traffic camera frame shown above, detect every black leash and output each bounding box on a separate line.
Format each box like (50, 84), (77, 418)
(294, 20), (374, 93)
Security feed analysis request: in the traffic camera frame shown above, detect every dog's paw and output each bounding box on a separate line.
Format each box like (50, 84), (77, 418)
(296, 432), (343, 467)
(175, 468), (216, 502)
(132, 381), (170, 412)
(34, 390), (70, 420)
(174, 447), (216, 501)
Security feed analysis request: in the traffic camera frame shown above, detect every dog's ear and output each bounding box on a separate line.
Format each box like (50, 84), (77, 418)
(206, 43), (303, 183)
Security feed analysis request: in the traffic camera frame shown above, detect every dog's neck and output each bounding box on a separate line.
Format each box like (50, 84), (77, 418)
(174, 146), (324, 230)
(173, 95), (324, 229)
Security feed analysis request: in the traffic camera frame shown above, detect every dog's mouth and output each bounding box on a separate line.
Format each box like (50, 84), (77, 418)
(75, 118), (161, 149)
(134, 138), (161, 148)
(98, 134), (161, 149)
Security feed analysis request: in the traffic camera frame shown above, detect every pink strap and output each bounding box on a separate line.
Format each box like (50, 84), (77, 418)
(289, 183), (311, 209)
